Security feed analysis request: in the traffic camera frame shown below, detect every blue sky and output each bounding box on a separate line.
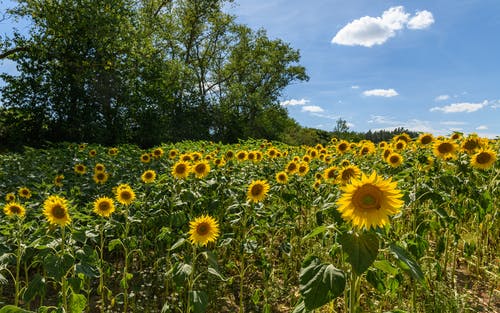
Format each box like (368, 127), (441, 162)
(225, 0), (500, 138)
(1, 0), (499, 137)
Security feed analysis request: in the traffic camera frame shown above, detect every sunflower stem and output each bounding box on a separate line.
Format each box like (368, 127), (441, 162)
(186, 245), (197, 313)
(99, 219), (106, 313)
(61, 226), (68, 312)
(14, 218), (23, 307)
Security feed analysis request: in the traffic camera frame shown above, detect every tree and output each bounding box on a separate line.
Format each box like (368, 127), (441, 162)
(1, 0), (308, 147)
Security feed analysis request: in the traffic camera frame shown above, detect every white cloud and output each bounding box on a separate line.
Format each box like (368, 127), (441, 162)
(331, 6), (433, 47)
(476, 125), (488, 130)
(435, 94), (450, 101)
(351, 85), (360, 89)
(407, 10), (434, 29)
(280, 98), (310, 106)
(302, 105), (324, 113)
(430, 100), (488, 113)
(440, 121), (467, 126)
(363, 88), (399, 97)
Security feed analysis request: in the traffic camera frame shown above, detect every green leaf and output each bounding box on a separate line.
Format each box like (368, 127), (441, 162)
(75, 263), (100, 278)
(299, 256), (346, 310)
(340, 232), (379, 275)
(108, 239), (122, 252)
(207, 265), (227, 281)
(68, 292), (87, 313)
(0, 306), (35, 313)
(389, 243), (425, 284)
(291, 299), (307, 313)
(169, 238), (185, 251)
(44, 253), (74, 281)
(173, 262), (192, 285)
(302, 225), (327, 241)
(373, 260), (399, 276)
(23, 273), (46, 303)
(189, 290), (208, 313)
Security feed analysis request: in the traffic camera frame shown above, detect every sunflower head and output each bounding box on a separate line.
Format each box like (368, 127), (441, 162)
(115, 184), (136, 205)
(433, 140), (458, 159)
(387, 152), (403, 168)
(188, 215), (220, 246)
(18, 187), (32, 199)
(74, 164), (87, 175)
(140, 153), (151, 163)
(267, 148), (278, 158)
(3, 202), (26, 218)
(141, 170), (157, 183)
(471, 149), (497, 170)
(338, 165), (361, 185)
(286, 161), (299, 174)
(313, 179), (322, 190)
(93, 171), (109, 184)
(247, 180), (270, 203)
(393, 133), (411, 143)
(172, 161), (190, 179)
(276, 171), (288, 184)
(180, 154), (193, 162)
(93, 197), (115, 218)
(5, 192), (16, 202)
(337, 141), (350, 154)
(152, 147), (164, 158)
(461, 137), (481, 154)
(108, 148), (118, 156)
(236, 151), (247, 161)
(89, 149), (97, 157)
(418, 133), (434, 145)
(297, 162), (310, 176)
(225, 150), (235, 160)
(336, 172), (404, 230)
(94, 163), (106, 173)
(168, 149), (179, 159)
(323, 166), (338, 181)
(43, 195), (71, 226)
(192, 161), (211, 179)
(247, 151), (256, 162)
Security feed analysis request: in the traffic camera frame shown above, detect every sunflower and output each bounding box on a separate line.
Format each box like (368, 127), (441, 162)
(192, 161), (211, 179)
(180, 154), (193, 162)
(89, 149), (97, 157)
(140, 153), (151, 163)
(313, 179), (322, 190)
(141, 170), (157, 183)
(3, 202), (26, 218)
(108, 148), (118, 156)
(461, 136), (481, 154)
(358, 143), (375, 156)
(297, 162), (310, 176)
(302, 155), (311, 163)
(470, 149), (497, 170)
(309, 149), (318, 159)
(276, 171), (288, 184)
(337, 165), (361, 185)
(152, 147), (164, 159)
(247, 151), (256, 162)
(378, 141), (388, 149)
(382, 148), (393, 160)
(93, 197), (115, 218)
(323, 166), (338, 181)
(94, 163), (106, 173)
(18, 187), (32, 199)
(336, 172), (403, 230)
(236, 150), (247, 161)
(225, 150), (235, 160)
(336, 141), (350, 154)
(54, 174), (64, 187)
(43, 195), (71, 226)
(191, 152), (202, 162)
(417, 133), (434, 145)
(340, 159), (351, 167)
(393, 140), (407, 151)
(450, 132), (462, 141)
(168, 149), (179, 159)
(93, 171), (109, 184)
(267, 148), (278, 158)
(188, 215), (220, 246)
(433, 140), (458, 159)
(247, 180), (270, 203)
(393, 133), (411, 143)
(172, 161), (190, 179)
(5, 193), (16, 203)
(115, 184), (136, 206)
(74, 164), (87, 175)
(283, 161), (297, 175)
(78, 144), (86, 151)
(387, 152), (403, 168)
(214, 158), (226, 167)
(255, 151), (263, 161)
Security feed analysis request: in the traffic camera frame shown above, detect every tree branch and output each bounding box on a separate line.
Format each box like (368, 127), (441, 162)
(0, 46), (29, 60)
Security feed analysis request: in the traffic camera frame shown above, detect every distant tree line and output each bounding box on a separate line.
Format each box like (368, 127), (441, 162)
(0, 0), (308, 150)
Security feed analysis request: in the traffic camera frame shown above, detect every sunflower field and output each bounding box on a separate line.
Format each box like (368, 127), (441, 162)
(0, 133), (498, 313)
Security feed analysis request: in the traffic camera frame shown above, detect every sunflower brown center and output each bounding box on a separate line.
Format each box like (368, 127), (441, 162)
(278, 174), (286, 181)
(288, 163), (297, 171)
(51, 204), (66, 219)
(175, 164), (187, 174)
(326, 170), (336, 179)
(338, 143), (347, 151)
(476, 152), (491, 164)
(99, 201), (110, 212)
(195, 164), (206, 173)
(342, 169), (354, 180)
(11, 205), (21, 214)
(120, 191), (132, 200)
(354, 184), (382, 211)
(420, 136), (432, 144)
(463, 140), (479, 151)
(438, 142), (453, 154)
(251, 184), (264, 196)
(390, 156), (400, 163)
(196, 222), (210, 236)
(145, 172), (153, 179)
(97, 173), (105, 180)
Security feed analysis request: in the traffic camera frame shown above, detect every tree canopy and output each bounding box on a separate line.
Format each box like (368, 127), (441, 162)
(0, 0), (308, 148)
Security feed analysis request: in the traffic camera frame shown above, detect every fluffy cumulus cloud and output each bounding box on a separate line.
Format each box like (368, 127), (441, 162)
(430, 100), (489, 113)
(280, 98), (310, 106)
(476, 125), (488, 130)
(302, 105), (324, 113)
(435, 94), (450, 101)
(362, 88), (399, 97)
(407, 10), (435, 29)
(331, 6), (434, 47)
